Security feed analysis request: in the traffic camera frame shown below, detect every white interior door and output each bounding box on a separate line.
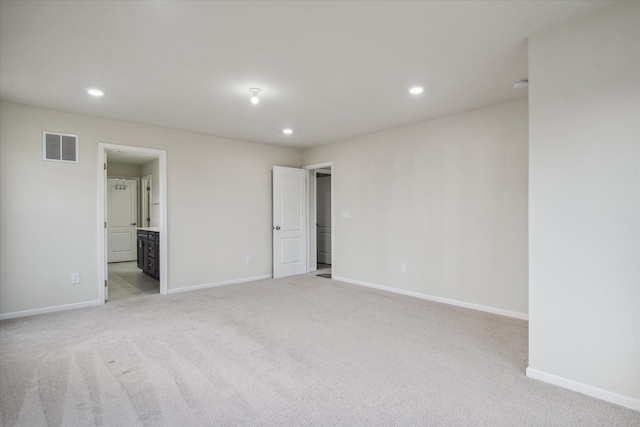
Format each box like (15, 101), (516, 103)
(317, 174), (332, 264)
(273, 166), (307, 278)
(108, 178), (138, 262)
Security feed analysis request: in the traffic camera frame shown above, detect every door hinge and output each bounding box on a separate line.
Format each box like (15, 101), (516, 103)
(104, 163), (107, 170)
(104, 221), (107, 229)
(105, 280), (108, 287)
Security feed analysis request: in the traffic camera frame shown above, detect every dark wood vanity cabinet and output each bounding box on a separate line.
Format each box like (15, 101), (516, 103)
(137, 230), (159, 279)
(136, 230), (145, 270)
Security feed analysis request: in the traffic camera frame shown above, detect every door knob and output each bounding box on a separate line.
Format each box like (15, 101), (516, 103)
(131, 222), (136, 226)
(275, 226), (281, 230)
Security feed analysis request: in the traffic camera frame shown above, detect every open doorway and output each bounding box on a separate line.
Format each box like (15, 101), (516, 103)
(106, 153), (158, 301)
(99, 144), (168, 303)
(315, 168), (332, 275)
(305, 162), (334, 278)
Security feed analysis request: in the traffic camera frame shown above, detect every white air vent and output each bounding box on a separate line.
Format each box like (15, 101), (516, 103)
(43, 132), (78, 162)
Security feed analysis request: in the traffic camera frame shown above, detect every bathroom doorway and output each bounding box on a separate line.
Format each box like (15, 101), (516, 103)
(99, 144), (167, 303)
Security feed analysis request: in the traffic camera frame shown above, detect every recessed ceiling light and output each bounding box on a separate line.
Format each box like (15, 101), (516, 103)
(282, 128), (293, 135)
(87, 88), (104, 97)
(409, 86), (424, 95)
(512, 79), (529, 89)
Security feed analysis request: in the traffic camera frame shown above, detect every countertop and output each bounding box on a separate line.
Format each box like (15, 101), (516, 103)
(137, 227), (161, 232)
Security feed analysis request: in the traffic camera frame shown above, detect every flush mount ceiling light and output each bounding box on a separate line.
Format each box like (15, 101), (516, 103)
(249, 88), (261, 104)
(409, 86), (424, 95)
(512, 79), (529, 89)
(282, 128), (293, 135)
(87, 88), (104, 97)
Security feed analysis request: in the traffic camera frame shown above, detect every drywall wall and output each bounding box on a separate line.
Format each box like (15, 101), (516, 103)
(106, 162), (142, 178)
(528, 2), (639, 408)
(0, 102), (302, 316)
(303, 98), (529, 316)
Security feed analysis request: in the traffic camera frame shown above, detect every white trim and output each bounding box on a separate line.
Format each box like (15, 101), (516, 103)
(333, 276), (529, 320)
(141, 174), (152, 228)
(158, 152), (168, 295)
(306, 170), (315, 272)
(330, 166), (334, 275)
(0, 300), (102, 320)
(526, 367), (640, 411)
(303, 161), (333, 170)
(167, 274), (272, 295)
(98, 147), (107, 302)
(305, 168), (311, 273)
(98, 143), (168, 303)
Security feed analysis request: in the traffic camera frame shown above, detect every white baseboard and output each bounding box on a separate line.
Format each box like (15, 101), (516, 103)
(167, 274), (273, 295)
(0, 300), (103, 320)
(332, 276), (528, 320)
(526, 367), (640, 411)
(0, 275), (274, 319)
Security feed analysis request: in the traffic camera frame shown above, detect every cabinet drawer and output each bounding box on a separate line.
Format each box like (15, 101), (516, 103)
(137, 237), (145, 270)
(147, 239), (156, 258)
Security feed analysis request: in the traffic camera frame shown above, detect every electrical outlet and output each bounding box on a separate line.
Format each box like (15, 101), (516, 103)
(400, 263), (407, 273)
(71, 272), (80, 284)
(246, 256), (252, 264)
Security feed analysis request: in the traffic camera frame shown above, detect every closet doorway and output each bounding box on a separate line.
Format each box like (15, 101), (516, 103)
(305, 162), (333, 277)
(316, 168), (332, 272)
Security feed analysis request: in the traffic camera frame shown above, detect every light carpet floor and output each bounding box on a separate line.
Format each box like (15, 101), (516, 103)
(1, 273), (638, 426)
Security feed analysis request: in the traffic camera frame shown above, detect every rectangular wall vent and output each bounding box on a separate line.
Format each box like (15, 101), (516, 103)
(43, 132), (78, 162)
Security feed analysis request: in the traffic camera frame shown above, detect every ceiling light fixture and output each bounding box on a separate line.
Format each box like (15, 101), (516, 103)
(282, 128), (293, 135)
(409, 86), (424, 95)
(249, 88), (261, 104)
(87, 88), (104, 97)
(512, 79), (529, 89)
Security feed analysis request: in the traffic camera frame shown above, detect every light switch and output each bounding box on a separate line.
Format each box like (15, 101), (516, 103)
(71, 273), (80, 284)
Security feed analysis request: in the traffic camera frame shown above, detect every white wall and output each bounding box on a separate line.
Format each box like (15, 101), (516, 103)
(528, 2), (639, 409)
(303, 98), (529, 317)
(0, 102), (302, 316)
(107, 162), (143, 178)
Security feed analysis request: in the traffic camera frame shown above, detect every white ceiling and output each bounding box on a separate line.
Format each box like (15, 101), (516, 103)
(0, 0), (618, 149)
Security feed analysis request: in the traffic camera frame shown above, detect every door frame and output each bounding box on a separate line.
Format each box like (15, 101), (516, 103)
(315, 168), (332, 266)
(141, 174), (152, 228)
(303, 161), (334, 274)
(98, 143), (168, 302)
